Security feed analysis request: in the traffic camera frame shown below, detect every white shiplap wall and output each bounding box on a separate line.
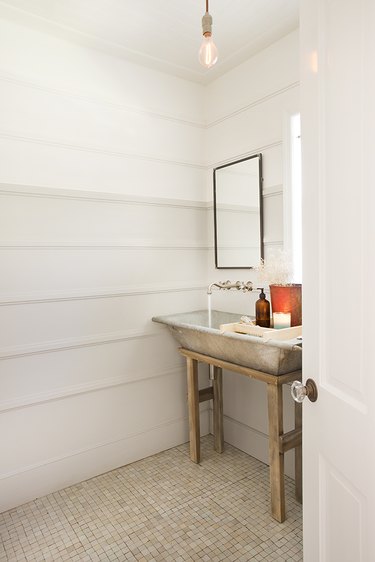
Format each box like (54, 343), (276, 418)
(0, 14), (300, 512)
(205, 31), (300, 478)
(0, 16), (210, 512)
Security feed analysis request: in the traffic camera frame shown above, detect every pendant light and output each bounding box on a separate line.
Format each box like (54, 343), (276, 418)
(199, 0), (218, 69)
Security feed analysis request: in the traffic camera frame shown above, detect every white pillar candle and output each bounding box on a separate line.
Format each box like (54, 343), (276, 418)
(273, 312), (291, 329)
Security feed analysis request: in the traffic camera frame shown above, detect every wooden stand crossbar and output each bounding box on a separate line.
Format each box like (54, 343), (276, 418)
(180, 347), (302, 523)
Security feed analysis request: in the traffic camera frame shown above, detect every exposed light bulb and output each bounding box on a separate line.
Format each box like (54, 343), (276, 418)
(199, 33), (218, 69)
(199, 2), (218, 69)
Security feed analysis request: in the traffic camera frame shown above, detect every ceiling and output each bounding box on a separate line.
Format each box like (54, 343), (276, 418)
(1, 0), (299, 83)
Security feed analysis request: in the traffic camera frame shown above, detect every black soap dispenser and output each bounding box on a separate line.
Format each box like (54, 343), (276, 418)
(256, 288), (270, 328)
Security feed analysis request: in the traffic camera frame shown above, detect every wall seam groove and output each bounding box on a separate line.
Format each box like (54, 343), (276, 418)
(263, 184), (283, 197)
(0, 130), (206, 169)
(206, 81), (300, 127)
(0, 365), (185, 413)
(0, 71), (205, 129)
(263, 192), (282, 199)
(1, 134), (282, 171)
(264, 240), (283, 246)
(0, 183), (208, 210)
(0, 329), (160, 360)
(0, 71), (298, 130)
(0, 283), (208, 306)
(0, 242), (210, 250)
(209, 141), (282, 168)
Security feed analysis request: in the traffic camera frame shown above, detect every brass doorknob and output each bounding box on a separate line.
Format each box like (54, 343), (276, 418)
(291, 379), (318, 403)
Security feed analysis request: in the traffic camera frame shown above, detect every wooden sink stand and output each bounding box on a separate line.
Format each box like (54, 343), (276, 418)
(179, 347), (302, 523)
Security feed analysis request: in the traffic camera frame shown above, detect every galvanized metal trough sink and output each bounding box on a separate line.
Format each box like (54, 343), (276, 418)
(152, 309), (302, 376)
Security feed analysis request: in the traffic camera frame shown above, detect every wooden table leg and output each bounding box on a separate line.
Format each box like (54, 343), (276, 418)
(267, 383), (285, 523)
(294, 401), (302, 503)
(186, 357), (200, 463)
(212, 366), (224, 453)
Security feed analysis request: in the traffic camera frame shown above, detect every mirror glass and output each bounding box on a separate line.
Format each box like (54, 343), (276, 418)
(214, 154), (263, 269)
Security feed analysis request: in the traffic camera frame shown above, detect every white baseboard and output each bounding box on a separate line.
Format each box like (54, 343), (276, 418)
(0, 411), (210, 513)
(215, 414), (295, 480)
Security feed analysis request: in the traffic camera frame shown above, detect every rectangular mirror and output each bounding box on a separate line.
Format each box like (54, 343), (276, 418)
(213, 153), (263, 269)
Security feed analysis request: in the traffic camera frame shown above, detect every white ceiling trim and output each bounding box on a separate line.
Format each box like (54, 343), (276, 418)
(0, 1), (207, 83)
(0, 0), (299, 84)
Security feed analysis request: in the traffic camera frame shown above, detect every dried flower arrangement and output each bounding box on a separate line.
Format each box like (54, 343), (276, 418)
(256, 249), (293, 286)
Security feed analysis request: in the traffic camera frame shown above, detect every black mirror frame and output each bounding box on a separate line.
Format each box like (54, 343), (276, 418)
(213, 153), (264, 269)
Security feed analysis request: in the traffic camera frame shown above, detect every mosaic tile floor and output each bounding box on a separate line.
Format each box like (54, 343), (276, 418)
(0, 436), (302, 561)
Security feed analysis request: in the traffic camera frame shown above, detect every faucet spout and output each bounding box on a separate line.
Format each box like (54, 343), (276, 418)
(207, 280), (253, 294)
(207, 281), (229, 294)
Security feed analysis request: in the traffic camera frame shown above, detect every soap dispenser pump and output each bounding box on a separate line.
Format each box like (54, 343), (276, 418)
(256, 288), (270, 328)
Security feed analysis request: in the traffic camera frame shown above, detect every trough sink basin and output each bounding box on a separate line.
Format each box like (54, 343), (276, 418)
(152, 309), (302, 376)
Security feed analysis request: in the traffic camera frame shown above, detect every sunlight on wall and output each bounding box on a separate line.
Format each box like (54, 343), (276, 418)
(290, 113), (302, 283)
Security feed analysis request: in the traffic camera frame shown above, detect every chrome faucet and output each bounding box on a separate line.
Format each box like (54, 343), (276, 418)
(207, 280), (253, 294)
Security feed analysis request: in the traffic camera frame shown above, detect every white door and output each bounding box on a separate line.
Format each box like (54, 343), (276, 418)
(300, 0), (375, 560)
